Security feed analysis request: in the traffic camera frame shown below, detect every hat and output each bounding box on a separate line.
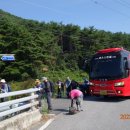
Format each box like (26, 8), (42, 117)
(35, 79), (41, 84)
(42, 77), (47, 81)
(67, 77), (70, 80)
(0, 79), (6, 83)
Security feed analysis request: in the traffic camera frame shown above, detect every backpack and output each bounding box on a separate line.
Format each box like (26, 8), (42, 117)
(69, 106), (77, 115)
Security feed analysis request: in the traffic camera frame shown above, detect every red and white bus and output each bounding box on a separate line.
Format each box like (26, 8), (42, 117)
(89, 47), (130, 97)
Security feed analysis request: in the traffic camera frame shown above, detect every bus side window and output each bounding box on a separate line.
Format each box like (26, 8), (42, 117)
(124, 57), (130, 77)
(127, 60), (130, 69)
(124, 57), (129, 69)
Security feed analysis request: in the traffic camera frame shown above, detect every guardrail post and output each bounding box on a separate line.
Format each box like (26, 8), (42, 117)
(30, 92), (36, 110)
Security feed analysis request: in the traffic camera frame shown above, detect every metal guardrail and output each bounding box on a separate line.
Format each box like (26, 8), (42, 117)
(0, 88), (40, 119)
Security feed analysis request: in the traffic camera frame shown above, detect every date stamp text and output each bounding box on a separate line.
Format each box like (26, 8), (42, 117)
(120, 114), (130, 120)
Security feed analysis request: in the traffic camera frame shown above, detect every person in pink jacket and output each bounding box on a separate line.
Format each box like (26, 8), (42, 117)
(69, 89), (83, 111)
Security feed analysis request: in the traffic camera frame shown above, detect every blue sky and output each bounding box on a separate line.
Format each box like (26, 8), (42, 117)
(0, 0), (130, 33)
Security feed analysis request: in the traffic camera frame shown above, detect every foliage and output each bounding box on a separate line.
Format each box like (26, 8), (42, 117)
(0, 9), (130, 86)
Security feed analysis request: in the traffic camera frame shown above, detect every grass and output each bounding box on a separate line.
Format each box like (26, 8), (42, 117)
(41, 98), (49, 114)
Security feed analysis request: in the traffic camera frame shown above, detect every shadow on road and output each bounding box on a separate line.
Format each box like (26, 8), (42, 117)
(53, 108), (68, 112)
(63, 111), (81, 116)
(49, 108), (69, 115)
(83, 95), (130, 103)
(63, 112), (78, 116)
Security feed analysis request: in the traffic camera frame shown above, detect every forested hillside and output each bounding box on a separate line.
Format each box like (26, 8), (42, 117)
(0, 9), (130, 81)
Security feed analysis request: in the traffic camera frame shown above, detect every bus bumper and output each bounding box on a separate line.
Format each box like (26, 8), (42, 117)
(90, 89), (126, 96)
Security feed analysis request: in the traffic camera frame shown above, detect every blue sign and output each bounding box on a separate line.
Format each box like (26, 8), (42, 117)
(1, 55), (15, 61)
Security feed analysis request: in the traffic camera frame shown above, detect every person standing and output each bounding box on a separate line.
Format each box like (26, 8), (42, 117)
(56, 79), (64, 98)
(69, 89), (83, 111)
(0, 79), (11, 102)
(34, 79), (43, 107)
(41, 77), (53, 110)
(83, 78), (90, 96)
(64, 77), (71, 98)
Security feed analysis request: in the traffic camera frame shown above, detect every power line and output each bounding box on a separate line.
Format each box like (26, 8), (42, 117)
(114, 0), (130, 9)
(91, 0), (130, 19)
(121, 0), (130, 7)
(19, 0), (71, 16)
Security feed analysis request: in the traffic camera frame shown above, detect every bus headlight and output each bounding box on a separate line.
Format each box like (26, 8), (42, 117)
(114, 82), (124, 87)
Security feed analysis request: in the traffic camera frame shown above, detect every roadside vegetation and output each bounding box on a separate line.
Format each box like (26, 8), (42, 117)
(0, 9), (130, 90)
(10, 69), (88, 91)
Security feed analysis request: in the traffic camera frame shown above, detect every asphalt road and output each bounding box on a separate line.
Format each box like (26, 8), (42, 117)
(45, 96), (130, 130)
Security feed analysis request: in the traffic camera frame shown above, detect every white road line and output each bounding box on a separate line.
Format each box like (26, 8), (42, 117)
(38, 118), (54, 130)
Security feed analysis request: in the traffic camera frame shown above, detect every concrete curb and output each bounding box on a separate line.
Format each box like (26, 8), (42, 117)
(0, 109), (42, 130)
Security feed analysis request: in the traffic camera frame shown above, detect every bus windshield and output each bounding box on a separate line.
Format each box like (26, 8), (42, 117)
(90, 52), (124, 80)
